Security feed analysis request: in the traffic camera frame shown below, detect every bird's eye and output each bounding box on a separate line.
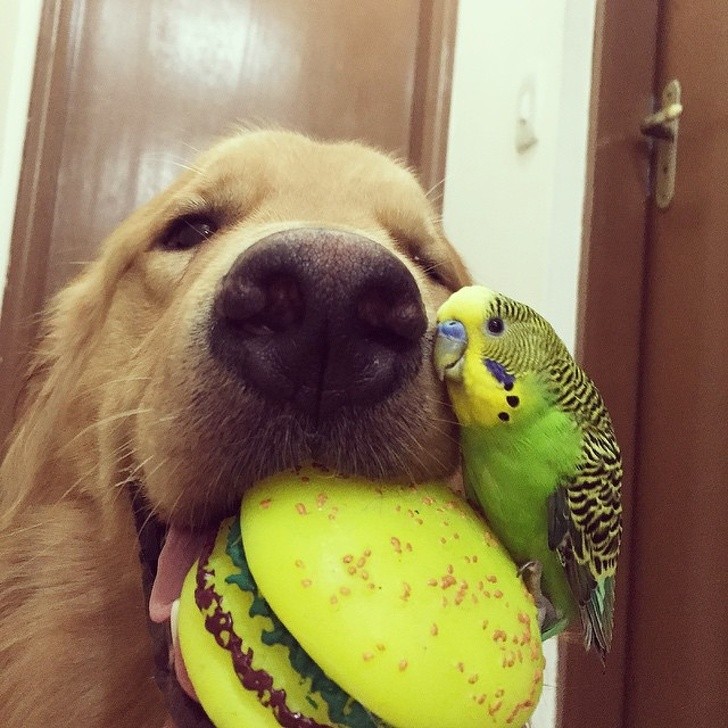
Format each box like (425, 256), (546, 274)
(159, 214), (219, 251)
(486, 316), (506, 336)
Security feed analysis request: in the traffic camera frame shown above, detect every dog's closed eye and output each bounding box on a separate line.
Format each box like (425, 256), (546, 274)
(411, 252), (449, 288)
(388, 230), (450, 288)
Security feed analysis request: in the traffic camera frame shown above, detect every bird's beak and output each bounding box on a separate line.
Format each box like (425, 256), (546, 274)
(434, 320), (467, 382)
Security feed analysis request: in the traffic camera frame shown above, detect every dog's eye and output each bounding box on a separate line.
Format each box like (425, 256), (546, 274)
(411, 253), (447, 287)
(160, 214), (219, 251)
(387, 229), (449, 288)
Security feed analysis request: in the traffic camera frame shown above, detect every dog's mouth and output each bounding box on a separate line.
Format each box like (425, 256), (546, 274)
(130, 485), (218, 726)
(149, 526), (212, 702)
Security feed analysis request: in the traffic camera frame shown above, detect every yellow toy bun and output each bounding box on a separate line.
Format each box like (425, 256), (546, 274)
(178, 467), (544, 727)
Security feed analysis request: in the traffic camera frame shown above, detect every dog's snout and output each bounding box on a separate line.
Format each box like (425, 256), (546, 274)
(209, 228), (427, 416)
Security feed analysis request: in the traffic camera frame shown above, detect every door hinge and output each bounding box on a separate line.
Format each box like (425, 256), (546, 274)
(641, 79), (682, 209)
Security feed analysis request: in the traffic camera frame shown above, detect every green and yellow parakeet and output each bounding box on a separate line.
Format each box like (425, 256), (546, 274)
(434, 285), (622, 661)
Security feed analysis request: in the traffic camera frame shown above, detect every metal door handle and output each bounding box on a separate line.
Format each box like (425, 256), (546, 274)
(641, 80), (682, 209)
(641, 101), (683, 141)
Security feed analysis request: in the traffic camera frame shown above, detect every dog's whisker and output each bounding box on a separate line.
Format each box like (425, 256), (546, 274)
(0, 521), (45, 541)
(77, 376), (153, 397)
(142, 456), (170, 485)
(136, 504), (165, 540)
(396, 430), (436, 479)
(423, 260), (450, 274)
(180, 141), (203, 155)
(108, 452), (158, 508)
(57, 437), (138, 503)
(163, 472), (190, 525)
(118, 455), (156, 488)
(424, 176), (448, 201)
(59, 408), (153, 455)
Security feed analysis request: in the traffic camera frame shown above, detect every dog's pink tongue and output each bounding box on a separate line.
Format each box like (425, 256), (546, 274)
(149, 527), (212, 623)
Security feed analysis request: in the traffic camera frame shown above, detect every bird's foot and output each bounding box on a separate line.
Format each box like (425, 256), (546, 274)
(517, 560), (560, 634)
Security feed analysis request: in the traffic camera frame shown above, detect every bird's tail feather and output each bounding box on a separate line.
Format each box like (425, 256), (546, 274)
(581, 575), (615, 663)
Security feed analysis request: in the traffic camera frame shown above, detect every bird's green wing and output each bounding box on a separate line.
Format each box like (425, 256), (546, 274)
(548, 423), (622, 661)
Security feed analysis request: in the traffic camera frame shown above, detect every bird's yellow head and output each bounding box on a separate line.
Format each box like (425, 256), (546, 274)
(434, 285), (567, 428)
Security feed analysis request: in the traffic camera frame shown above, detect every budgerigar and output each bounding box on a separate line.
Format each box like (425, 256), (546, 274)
(434, 285), (622, 661)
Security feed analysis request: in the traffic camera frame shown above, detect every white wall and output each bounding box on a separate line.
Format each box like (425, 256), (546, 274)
(442, 2), (597, 727)
(443, 0), (596, 349)
(0, 0), (43, 307)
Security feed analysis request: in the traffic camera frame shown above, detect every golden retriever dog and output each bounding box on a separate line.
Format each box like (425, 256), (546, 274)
(0, 130), (470, 727)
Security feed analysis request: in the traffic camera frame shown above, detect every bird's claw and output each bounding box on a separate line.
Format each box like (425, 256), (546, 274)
(518, 560), (560, 634)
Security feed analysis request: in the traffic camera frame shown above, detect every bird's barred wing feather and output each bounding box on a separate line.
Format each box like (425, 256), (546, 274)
(569, 422), (621, 658)
(548, 362), (623, 660)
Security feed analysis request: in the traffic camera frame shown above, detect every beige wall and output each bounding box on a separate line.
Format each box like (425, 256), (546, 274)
(0, 0), (43, 306)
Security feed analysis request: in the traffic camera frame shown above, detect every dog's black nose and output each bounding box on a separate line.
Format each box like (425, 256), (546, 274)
(210, 228), (427, 416)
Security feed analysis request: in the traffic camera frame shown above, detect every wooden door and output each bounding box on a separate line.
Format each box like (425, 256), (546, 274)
(623, 2), (728, 725)
(0, 0), (456, 444)
(561, 1), (728, 726)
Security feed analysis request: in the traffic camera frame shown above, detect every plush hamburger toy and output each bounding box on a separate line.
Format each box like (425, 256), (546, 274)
(176, 467), (544, 728)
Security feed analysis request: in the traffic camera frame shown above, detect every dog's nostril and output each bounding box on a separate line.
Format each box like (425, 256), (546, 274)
(263, 273), (304, 331)
(357, 287), (426, 345)
(217, 272), (304, 335)
(215, 279), (265, 328)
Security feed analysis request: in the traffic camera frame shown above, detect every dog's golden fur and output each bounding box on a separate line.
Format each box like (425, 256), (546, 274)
(0, 130), (470, 726)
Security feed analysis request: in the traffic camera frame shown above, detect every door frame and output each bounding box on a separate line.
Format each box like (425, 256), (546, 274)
(558, 0), (659, 726)
(0, 0), (74, 443)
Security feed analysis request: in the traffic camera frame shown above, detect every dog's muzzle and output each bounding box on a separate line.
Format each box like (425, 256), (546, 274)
(209, 228), (427, 419)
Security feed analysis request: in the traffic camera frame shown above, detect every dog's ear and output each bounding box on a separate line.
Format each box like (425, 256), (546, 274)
(0, 192), (171, 521)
